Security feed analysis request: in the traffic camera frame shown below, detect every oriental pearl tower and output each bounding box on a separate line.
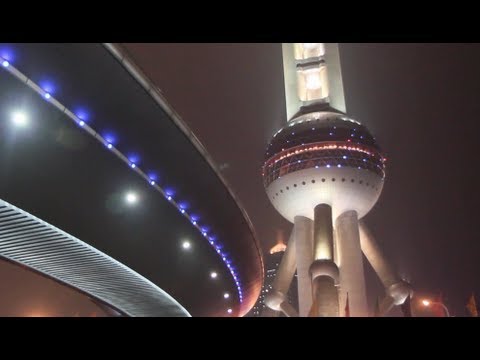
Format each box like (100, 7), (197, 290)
(262, 43), (411, 317)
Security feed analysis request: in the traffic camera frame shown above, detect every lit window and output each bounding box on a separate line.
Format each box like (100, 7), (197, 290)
(293, 43), (325, 60)
(296, 65), (328, 102)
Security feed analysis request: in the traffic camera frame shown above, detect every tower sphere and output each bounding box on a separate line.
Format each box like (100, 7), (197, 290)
(262, 111), (386, 223)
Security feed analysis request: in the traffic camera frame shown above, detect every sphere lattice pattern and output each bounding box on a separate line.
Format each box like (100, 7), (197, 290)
(262, 112), (386, 222)
(263, 112), (386, 187)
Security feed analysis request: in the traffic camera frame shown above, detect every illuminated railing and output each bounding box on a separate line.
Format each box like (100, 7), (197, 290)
(262, 142), (385, 187)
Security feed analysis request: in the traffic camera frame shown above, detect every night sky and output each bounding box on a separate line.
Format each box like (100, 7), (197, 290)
(1, 43), (479, 316)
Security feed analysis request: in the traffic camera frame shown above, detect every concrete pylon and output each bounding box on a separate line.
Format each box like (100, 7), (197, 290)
(293, 216), (313, 317)
(264, 227), (298, 317)
(359, 221), (412, 314)
(336, 210), (368, 317)
(359, 221), (397, 289)
(271, 229), (296, 295)
(309, 204), (339, 317)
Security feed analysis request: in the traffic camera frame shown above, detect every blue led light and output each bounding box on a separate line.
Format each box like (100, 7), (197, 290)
(103, 132), (117, 146)
(337, 164), (342, 168)
(363, 159), (367, 162)
(44, 93), (51, 99)
(193, 221), (197, 225)
(326, 164), (331, 168)
(343, 156), (347, 159)
(107, 143), (113, 149)
(147, 172), (158, 182)
(0, 48), (14, 64)
(167, 196), (172, 201)
(150, 180), (155, 185)
(315, 165), (319, 169)
(38, 79), (56, 95)
(202, 232), (207, 236)
(181, 209), (185, 214)
(79, 121), (85, 127)
(130, 163), (136, 169)
(2, 60), (9, 67)
(178, 202), (189, 210)
(329, 132), (333, 136)
(75, 109), (89, 122)
(165, 188), (175, 197)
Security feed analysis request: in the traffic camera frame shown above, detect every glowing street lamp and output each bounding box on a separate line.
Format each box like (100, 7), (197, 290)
(11, 111), (28, 127)
(421, 298), (450, 317)
(125, 192), (138, 205)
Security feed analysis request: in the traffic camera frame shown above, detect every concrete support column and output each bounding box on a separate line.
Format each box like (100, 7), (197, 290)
(359, 221), (397, 289)
(264, 290), (299, 318)
(379, 295), (396, 316)
(359, 221), (412, 315)
(309, 204), (339, 317)
(264, 228), (299, 317)
(279, 301), (299, 317)
(272, 228), (296, 295)
(336, 210), (368, 317)
(310, 261), (339, 316)
(313, 204), (334, 261)
(293, 216), (313, 317)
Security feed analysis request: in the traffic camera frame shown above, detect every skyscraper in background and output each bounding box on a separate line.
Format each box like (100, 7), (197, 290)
(248, 232), (298, 317)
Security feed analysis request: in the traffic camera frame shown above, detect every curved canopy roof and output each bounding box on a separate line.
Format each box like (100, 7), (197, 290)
(0, 43), (263, 316)
(0, 198), (189, 317)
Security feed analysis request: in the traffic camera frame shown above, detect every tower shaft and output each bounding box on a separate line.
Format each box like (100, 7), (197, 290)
(293, 216), (313, 317)
(336, 210), (368, 317)
(309, 204), (339, 317)
(282, 43), (346, 121)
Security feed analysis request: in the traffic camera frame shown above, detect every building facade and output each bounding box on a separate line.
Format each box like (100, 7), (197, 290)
(249, 242), (298, 317)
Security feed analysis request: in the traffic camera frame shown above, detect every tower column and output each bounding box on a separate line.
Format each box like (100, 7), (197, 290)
(264, 228), (298, 317)
(336, 210), (368, 317)
(359, 221), (411, 315)
(309, 204), (339, 317)
(271, 229), (296, 295)
(358, 221), (397, 288)
(293, 216), (313, 317)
